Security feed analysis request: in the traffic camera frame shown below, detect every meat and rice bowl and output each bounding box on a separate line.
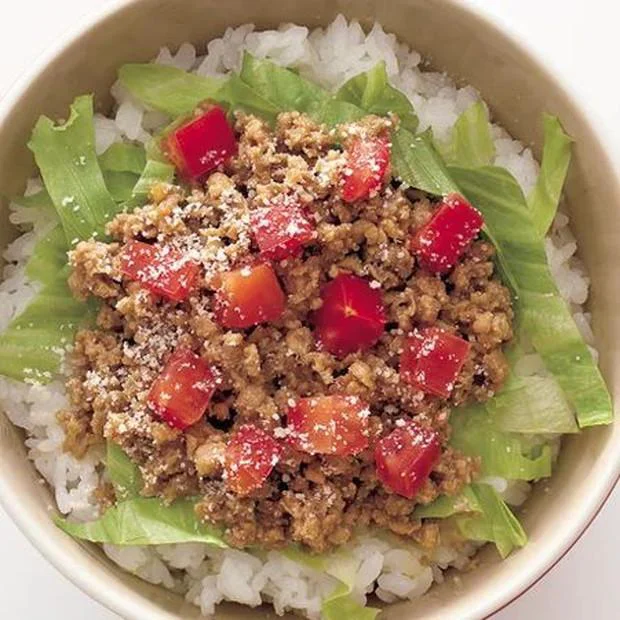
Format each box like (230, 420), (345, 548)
(0, 14), (611, 619)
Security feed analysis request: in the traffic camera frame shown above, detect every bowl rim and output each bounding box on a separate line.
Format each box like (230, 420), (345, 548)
(0, 1), (618, 619)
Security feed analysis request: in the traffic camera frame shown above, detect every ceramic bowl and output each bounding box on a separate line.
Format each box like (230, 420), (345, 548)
(0, 1), (618, 618)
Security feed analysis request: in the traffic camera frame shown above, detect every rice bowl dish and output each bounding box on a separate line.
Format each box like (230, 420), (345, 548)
(0, 13), (612, 620)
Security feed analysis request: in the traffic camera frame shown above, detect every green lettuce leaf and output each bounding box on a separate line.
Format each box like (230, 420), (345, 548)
(488, 373), (578, 434)
(413, 484), (527, 559)
(412, 486), (481, 519)
(283, 544), (380, 619)
(239, 53), (329, 117)
(28, 95), (118, 244)
(55, 497), (227, 547)
(440, 101), (495, 167)
(451, 403), (553, 480)
(528, 114), (573, 237)
(450, 165), (612, 427)
(0, 273), (95, 383)
(24, 224), (66, 286)
(392, 128), (459, 195)
(0, 216), (95, 383)
(123, 160), (175, 210)
(322, 584), (380, 620)
(315, 99), (368, 126)
(106, 442), (142, 501)
(99, 143), (146, 175)
(218, 73), (280, 124)
(118, 64), (225, 118)
(12, 189), (54, 211)
(103, 171), (141, 203)
(455, 483), (527, 558)
(336, 62), (418, 132)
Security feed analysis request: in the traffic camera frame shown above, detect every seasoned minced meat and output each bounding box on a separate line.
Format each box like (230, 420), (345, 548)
(59, 110), (513, 553)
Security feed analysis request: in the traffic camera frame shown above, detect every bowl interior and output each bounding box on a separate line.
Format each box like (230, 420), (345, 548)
(0, 1), (619, 619)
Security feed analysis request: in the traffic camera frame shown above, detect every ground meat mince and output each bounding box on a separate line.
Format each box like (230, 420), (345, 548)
(60, 110), (514, 554)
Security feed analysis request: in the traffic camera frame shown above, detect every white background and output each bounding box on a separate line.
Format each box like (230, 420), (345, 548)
(0, 1), (618, 618)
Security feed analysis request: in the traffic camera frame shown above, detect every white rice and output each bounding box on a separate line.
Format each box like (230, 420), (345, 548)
(0, 14), (595, 619)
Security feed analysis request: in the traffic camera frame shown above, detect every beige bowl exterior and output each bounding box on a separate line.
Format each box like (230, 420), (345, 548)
(0, 0), (618, 618)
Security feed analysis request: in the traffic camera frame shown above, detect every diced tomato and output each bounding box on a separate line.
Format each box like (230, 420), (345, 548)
(119, 240), (200, 302)
(287, 395), (370, 456)
(342, 134), (391, 203)
(314, 274), (386, 357)
(375, 421), (441, 499)
(224, 424), (282, 495)
(147, 349), (218, 430)
(411, 193), (484, 274)
(399, 327), (471, 398)
(165, 105), (237, 180)
(213, 263), (286, 328)
(250, 195), (316, 261)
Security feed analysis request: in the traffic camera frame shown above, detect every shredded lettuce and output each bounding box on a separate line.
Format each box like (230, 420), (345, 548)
(283, 545), (380, 618)
(451, 404), (553, 480)
(56, 441), (227, 547)
(412, 486), (481, 519)
(0, 274), (95, 383)
(106, 442), (142, 501)
(218, 73), (280, 123)
(28, 95), (118, 244)
(322, 584), (380, 620)
(99, 143), (146, 175)
(392, 128), (459, 195)
(528, 114), (573, 237)
(123, 160), (175, 210)
(118, 64), (225, 118)
(316, 99), (368, 126)
(0, 216), (95, 383)
(455, 483), (527, 558)
(238, 53), (329, 118)
(55, 498), (227, 547)
(13, 189), (54, 211)
(488, 374), (578, 434)
(336, 62), (418, 132)
(451, 165), (612, 427)
(99, 142), (147, 203)
(103, 171), (141, 203)
(440, 101), (495, 167)
(24, 224), (65, 285)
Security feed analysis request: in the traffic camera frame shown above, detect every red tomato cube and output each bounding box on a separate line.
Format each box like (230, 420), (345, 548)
(225, 424), (282, 495)
(165, 105), (237, 180)
(314, 274), (386, 357)
(213, 263), (286, 328)
(147, 349), (218, 430)
(375, 421), (441, 499)
(250, 195), (316, 261)
(119, 240), (200, 302)
(287, 395), (370, 456)
(342, 134), (391, 203)
(400, 327), (471, 398)
(411, 193), (483, 274)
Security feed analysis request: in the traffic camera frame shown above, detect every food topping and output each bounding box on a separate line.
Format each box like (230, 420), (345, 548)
(375, 421), (441, 499)
(213, 262), (286, 328)
(166, 105), (237, 180)
(342, 133), (391, 202)
(400, 327), (471, 398)
(314, 274), (386, 357)
(224, 424), (282, 495)
(119, 239), (200, 301)
(286, 395), (370, 456)
(411, 193), (484, 274)
(250, 194), (316, 261)
(147, 348), (218, 430)
(63, 111), (509, 554)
